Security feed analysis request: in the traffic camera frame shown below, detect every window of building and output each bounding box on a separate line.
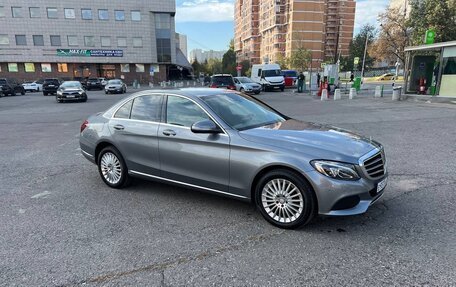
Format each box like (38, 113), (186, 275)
(121, 64), (130, 73)
(41, 63), (52, 72)
(135, 64), (145, 73)
(12, 7), (23, 18)
(114, 100), (133, 119)
(155, 13), (172, 63)
(0, 35), (9, 45)
(67, 35), (78, 46)
(33, 35), (44, 46)
(25, 63), (35, 72)
(131, 11), (141, 21)
(166, 96), (209, 127)
(130, 96), (162, 122)
(156, 39), (171, 63)
(155, 13), (171, 29)
(117, 37), (127, 47)
(15, 35), (27, 46)
(50, 35), (61, 46)
(0, 6), (5, 18)
(133, 37), (143, 48)
(47, 8), (58, 18)
(8, 63), (18, 72)
(81, 9), (92, 20)
(115, 10), (125, 21)
(29, 7), (40, 18)
(84, 36), (95, 47)
(64, 8), (75, 19)
(101, 36), (111, 47)
(58, 63), (68, 73)
(98, 9), (108, 20)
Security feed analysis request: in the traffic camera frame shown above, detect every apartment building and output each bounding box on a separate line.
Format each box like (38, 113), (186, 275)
(189, 49), (226, 63)
(0, 0), (177, 83)
(234, 0), (355, 68)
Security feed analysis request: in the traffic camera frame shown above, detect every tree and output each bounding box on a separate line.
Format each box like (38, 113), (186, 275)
(408, 0), (456, 45)
(207, 58), (223, 74)
(276, 54), (290, 69)
(348, 24), (376, 71)
(222, 39), (237, 75)
(240, 60), (251, 76)
(289, 47), (311, 71)
(339, 56), (353, 72)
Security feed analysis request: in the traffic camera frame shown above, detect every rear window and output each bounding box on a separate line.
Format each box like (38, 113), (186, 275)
(212, 76), (234, 86)
(44, 79), (59, 84)
(0, 79), (7, 85)
(283, 71), (297, 77)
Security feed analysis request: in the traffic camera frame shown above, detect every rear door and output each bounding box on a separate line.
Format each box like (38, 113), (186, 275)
(109, 94), (163, 176)
(158, 95), (230, 192)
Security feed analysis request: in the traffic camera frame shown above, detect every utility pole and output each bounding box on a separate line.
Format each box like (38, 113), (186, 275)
(360, 32), (369, 80)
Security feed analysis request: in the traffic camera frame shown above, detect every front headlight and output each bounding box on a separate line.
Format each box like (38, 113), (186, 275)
(311, 160), (360, 180)
(57, 90), (63, 95)
(78, 90), (84, 95)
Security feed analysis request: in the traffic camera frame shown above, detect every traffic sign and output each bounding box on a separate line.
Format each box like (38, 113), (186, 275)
(354, 57), (360, 65)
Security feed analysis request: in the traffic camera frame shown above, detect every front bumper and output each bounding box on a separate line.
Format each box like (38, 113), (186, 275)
(57, 93), (86, 101)
(305, 170), (388, 216)
(106, 87), (123, 93)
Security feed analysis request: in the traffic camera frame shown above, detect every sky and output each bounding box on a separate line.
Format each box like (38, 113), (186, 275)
(175, 0), (390, 54)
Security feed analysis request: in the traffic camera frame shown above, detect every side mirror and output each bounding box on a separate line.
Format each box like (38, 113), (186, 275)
(191, 119), (222, 134)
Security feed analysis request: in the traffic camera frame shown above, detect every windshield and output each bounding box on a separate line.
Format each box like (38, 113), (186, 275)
(108, 80), (121, 84)
(61, 82), (81, 88)
(263, 69), (282, 77)
(200, 93), (286, 131)
(212, 76), (234, 86)
(283, 71), (297, 77)
(238, 77), (254, 83)
(0, 79), (6, 84)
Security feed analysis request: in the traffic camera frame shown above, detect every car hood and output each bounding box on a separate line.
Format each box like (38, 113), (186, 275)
(239, 119), (380, 164)
(106, 84), (122, 88)
(265, 76), (284, 83)
(60, 87), (82, 92)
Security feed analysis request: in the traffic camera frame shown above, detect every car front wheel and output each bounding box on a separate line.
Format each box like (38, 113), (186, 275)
(98, 146), (130, 188)
(255, 169), (316, 229)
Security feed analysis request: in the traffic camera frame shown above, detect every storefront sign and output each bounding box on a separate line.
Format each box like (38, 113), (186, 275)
(56, 49), (123, 57)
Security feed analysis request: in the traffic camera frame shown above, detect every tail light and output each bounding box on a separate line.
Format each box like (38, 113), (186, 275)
(80, 120), (89, 133)
(210, 84), (217, 88)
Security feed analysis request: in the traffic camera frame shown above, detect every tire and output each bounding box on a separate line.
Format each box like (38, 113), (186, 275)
(105, 91), (109, 94)
(43, 92), (48, 96)
(81, 97), (87, 102)
(280, 85), (285, 92)
(97, 146), (131, 188)
(21, 90), (25, 95)
(240, 88), (245, 93)
(254, 91), (261, 95)
(56, 97), (62, 103)
(255, 169), (316, 229)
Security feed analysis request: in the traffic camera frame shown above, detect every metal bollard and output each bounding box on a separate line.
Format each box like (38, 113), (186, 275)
(334, 89), (341, 100)
(392, 86), (402, 101)
(375, 86), (381, 98)
(349, 88), (356, 99)
(321, 89), (328, 101)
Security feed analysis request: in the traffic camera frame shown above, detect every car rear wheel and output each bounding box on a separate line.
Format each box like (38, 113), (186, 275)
(255, 169), (316, 229)
(98, 146), (130, 188)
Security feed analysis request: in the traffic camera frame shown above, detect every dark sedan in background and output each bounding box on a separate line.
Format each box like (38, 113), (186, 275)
(80, 88), (387, 229)
(56, 81), (87, 103)
(86, 78), (104, 91)
(0, 78), (26, 96)
(43, 78), (61, 96)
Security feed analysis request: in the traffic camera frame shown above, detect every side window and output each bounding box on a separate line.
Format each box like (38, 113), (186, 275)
(258, 69), (262, 77)
(166, 96), (209, 127)
(130, 95), (162, 122)
(114, 100), (133, 119)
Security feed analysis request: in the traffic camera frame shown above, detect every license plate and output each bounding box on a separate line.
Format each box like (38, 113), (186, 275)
(377, 177), (387, 193)
(66, 95), (75, 98)
(49, 85), (55, 87)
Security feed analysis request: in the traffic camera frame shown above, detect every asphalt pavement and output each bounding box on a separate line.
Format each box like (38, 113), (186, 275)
(0, 88), (455, 286)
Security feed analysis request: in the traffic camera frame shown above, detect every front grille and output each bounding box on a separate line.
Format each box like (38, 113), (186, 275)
(63, 92), (79, 95)
(363, 151), (385, 179)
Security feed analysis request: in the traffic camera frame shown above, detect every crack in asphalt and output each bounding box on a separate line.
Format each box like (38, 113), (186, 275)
(57, 230), (285, 286)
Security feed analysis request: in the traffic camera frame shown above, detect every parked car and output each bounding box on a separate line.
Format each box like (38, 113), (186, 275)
(105, 79), (127, 94)
(79, 88), (388, 229)
(22, 80), (43, 92)
(43, 78), (61, 96)
(282, 70), (298, 87)
(99, 78), (108, 86)
(56, 81), (87, 103)
(233, 77), (262, 94)
(86, 78), (104, 90)
(251, 64), (285, 91)
(376, 73), (396, 81)
(0, 78), (26, 96)
(210, 74), (236, 90)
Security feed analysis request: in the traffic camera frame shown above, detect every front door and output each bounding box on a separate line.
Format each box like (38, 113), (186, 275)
(158, 95), (230, 192)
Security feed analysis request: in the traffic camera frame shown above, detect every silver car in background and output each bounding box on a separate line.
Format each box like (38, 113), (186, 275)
(105, 79), (127, 94)
(234, 77), (262, 94)
(79, 88), (387, 229)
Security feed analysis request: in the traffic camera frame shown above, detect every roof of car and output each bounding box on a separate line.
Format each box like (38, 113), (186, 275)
(128, 88), (239, 99)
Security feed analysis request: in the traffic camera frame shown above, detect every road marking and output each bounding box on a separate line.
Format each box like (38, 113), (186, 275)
(31, 191), (51, 199)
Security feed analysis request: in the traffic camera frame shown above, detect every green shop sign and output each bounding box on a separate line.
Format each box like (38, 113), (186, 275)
(56, 49), (123, 57)
(424, 30), (436, 45)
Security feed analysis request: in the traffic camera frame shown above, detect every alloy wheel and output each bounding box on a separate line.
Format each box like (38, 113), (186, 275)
(261, 178), (304, 223)
(100, 152), (122, 185)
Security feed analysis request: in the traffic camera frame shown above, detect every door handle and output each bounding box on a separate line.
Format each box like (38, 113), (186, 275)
(162, 129), (176, 136)
(113, 124), (124, 131)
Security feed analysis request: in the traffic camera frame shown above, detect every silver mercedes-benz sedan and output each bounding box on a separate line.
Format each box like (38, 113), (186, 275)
(79, 88), (387, 229)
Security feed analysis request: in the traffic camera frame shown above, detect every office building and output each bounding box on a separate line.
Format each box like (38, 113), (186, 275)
(234, 0), (356, 68)
(0, 0), (183, 83)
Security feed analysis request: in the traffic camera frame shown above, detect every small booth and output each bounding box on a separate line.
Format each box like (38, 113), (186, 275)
(403, 40), (456, 97)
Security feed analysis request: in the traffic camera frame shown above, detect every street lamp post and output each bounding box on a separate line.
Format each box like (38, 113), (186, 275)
(360, 32), (369, 82)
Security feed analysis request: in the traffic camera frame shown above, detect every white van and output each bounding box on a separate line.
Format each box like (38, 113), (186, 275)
(251, 64), (285, 91)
